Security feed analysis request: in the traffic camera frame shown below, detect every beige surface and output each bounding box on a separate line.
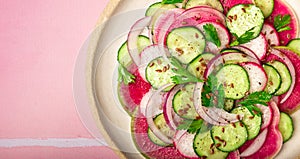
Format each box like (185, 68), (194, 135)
(86, 0), (300, 159)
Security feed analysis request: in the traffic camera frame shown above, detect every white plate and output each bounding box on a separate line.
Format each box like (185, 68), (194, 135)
(74, 0), (300, 158)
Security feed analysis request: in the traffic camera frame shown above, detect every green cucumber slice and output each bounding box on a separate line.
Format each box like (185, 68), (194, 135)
(145, 57), (176, 91)
(220, 48), (240, 53)
(287, 38), (300, 54)
(231, 106), (262, 140)
(145, 2), (177, 17)
(253, 0), (274, 18)
(268, 61), (292, 96)
(167, 26), (206, 64)
(187, 53), (215, 80)
(193, 131), (228, 159)
(148, 113), (174, 146)
(185, 0), (224, 12)
(211, 122), (248, 152)
(117, 35), (151, 67)
(279, 112), (294, 143)
(173, 84), (199, 119)
(263, 64), (282, 94)
(216, 64), (250, 99)
(226, 4), (264, 38)
(224, 99), (235, 112)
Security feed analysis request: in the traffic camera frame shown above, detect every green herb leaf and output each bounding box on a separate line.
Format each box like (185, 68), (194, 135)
(230, 27), (255, 46)
(274, 14), (292, 33)
(161, 0), (183, 4)
(118, 65), (135, 85)
(238, 91), (272, 116)
(201, 75), (225, 108)
(170, 57), (203, 84)
(177, 119), (203, 134)
(203, 24), (221, 47)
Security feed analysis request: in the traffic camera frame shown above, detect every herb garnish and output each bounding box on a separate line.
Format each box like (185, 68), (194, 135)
(201, 75), (225, 109)
(177, 119), (203, 134)
(203, 24), (221, 47)
(274, 14), (291, 32)
(230, 27), (256, 46)
(118, 65), (135, 85)
(238, 91), (272, 116)
(161, 0), (183, 4)
(170, 57), (203, 84)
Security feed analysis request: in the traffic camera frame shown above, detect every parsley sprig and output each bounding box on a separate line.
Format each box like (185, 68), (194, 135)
(201, 75), (225, 108)
(203, 24), (221, 47)
(230, 27), (256, 46)
(238, 91), (272, 116)
(118, 65), (135, 85)
(170, 57), (203, 84)
(161, 0), (183, 4)
(177, 119), (203, 134)
(274, 14), (292, 32)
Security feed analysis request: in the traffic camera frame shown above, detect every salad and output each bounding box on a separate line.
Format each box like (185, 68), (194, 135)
(116, 0), (300, 158)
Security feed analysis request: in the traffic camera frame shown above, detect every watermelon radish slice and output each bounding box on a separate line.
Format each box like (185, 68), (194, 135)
(240, 33), (267, 60)
(244, 101), (283, 159)
(174, 130), (199, 159)
(266, 0), (299, 45)
(131, 112), (184, 159)
(274, 47), (300, 114)
(240, 62), (268, 93)
(226, 150), (240, 159)
(256, 104), (273, 130)
(231, 46), (259, 60)
(240, 128), (268, 157)
(220, 0), (253, 14)
(197, 21), (230, 54)
(261, 23), (280, 46)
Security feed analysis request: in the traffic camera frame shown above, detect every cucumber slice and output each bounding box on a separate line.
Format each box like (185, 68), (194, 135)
(279, 112), (294, 143)
(145, 57), (176, 90)
(226, 4), (264, 38)
(268, 61), (292, 96)
(187, 53), (215, 79)
(211, 121), (248, 152)
(173, 84), (199, 119)
(148, 113), (174, 146)
(224, 99), (235, 112)
(216, 64), (250, 99)
(231, 106), (262, 140)
(253, 0), (274, 18)
(287, 38), (300, 55)
(185, 0), (224, 12)
(220, 48), (240, 53)
(145, 2), (177, 16)
(263, 64), (281, 94)
(167, 26), (206, 64)
(193, 131), (228, 159)
(117, 35), (151, 67)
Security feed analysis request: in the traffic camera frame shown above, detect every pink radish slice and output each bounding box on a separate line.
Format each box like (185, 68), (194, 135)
(127, 16), (152, 66)
(145, 83), (175, 144)
(152, 9), (183, 44)
(138, 44), (170, 80)
(174, 130), (199, 159)
(197, 21), (230, 54)
(240, 128), (268, 157)
(227, 150), (240, 159)
(256, 104), (272, 130)
(193, 82), (227, 126)
(266, 48), (296, 104)
(163, 85), (184, 130)
(204, 52), (260, 78)
(231, 46), (259, 60)
(261, 23), (280, 46)
(240, 33), (267, 60)
(240, 62), (268, 93)
(244, 101), (283, 159)
(220, 0), (253, 14)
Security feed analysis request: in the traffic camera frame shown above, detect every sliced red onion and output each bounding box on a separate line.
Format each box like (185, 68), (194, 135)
(139, 89), (154, 116)
(240, 128), (268, 157)
(127, 16), (152, 66)
(270, 48), (296, 103)
(138, 44), (170, 80)
(174, 130), (199, 159)
(256, 104), (272, 130)
(193, 82), (227, 126)
(210, 107), (243, 123)
(164, 85), (183, 130)
(145, 83), (174, 144)
(232, 46), (260, 60)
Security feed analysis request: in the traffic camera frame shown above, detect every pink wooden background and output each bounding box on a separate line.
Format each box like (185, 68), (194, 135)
(0, 0), (119, 158)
